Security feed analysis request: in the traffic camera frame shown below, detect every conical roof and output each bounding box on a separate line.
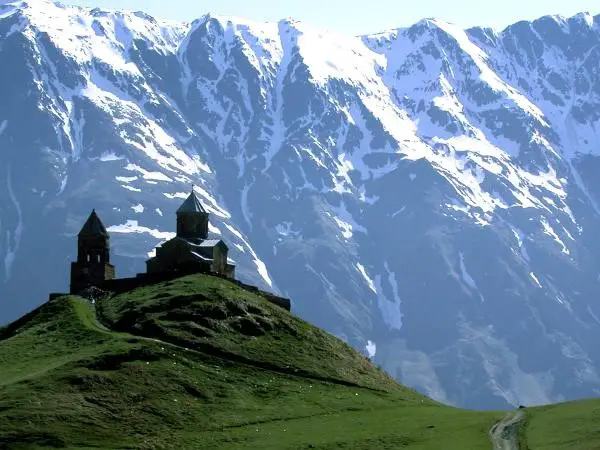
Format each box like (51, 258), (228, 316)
(78, 209), (108, 236)
(177, 190), (207, 214)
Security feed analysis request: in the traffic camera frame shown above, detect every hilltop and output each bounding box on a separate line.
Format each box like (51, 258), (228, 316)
(0, 273), (503, 449)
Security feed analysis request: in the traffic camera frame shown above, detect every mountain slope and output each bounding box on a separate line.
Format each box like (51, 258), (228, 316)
(2, 0), (600, 408)
(0, 273), (501, 449)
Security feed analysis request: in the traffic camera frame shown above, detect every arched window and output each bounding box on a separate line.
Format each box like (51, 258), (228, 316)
(87, 254), (91, 262)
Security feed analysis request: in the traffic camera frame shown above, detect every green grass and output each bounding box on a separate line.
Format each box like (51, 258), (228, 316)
(1, 273), (504, 448)
(98, 274), (408, 392)
(518, 399), (600, 449)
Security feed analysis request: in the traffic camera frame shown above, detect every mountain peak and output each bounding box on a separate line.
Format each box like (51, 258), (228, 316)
(571, 11), (596, 28)
(529, 11), (600, 31)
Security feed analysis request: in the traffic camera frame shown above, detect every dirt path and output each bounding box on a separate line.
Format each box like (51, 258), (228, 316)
(490, 410), (524, 450)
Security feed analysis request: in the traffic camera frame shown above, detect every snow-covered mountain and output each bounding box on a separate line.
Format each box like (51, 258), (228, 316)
(2, 0), (600, 409)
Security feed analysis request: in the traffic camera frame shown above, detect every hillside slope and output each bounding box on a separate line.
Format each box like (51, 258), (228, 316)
(0, 273), (502, 449)
(518, 399), (600, 449)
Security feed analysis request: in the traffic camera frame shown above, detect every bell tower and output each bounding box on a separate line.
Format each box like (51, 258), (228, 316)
(176, 188), (209, 239)
(70, 209), (115, 294)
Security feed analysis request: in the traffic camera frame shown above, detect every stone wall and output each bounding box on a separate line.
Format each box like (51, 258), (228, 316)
(76, 269), (290, 311)
(51, 267), (291, 311)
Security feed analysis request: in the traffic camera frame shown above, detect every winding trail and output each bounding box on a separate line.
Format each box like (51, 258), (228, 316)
(490, 410), (524, 450)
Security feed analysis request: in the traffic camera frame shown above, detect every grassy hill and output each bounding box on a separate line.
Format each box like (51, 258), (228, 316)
(0, 272), (563, 449)
(517, 399), (600, 449)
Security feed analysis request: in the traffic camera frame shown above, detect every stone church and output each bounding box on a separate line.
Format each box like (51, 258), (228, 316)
(146, 189), (236, 278)
(69, 189), (235, 295)
(52, 188), (290, 310)
(69, 209), (116, 294)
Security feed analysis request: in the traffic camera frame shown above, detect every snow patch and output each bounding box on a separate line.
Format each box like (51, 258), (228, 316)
(332, 217), (353, 239)
(240, 183), (253, 227)
(366, 340), (377, 358)
(540, 217), (569, 255)
(253, 258), (273, 288)
(191, 185), (231, 219)
(163, 192), (188, 200)
(391, 206), (407, 218)
(223, 223), (272, 287)
(107, 220), (175, 240)
(99, 151), (124, 162)
(510, 226), (530, 262)
(374, 261), (404, 331)
(459, 252), (477, 290)
(4, 168), (23, 282)
(125, 164), (173, 182)
(208, 223), (221, 235)
(330, 201), (367, 240)
(356, 262), (377, 294)
(121, 185), (141, 192)
(116, 176), (138, 183)
(530, 272), (542, 288)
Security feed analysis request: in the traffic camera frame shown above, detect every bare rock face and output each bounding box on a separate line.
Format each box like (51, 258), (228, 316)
(2, 1), (600, 408)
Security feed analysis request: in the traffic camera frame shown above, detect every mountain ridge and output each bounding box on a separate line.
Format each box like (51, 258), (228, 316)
(2, 0), (600, 409)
